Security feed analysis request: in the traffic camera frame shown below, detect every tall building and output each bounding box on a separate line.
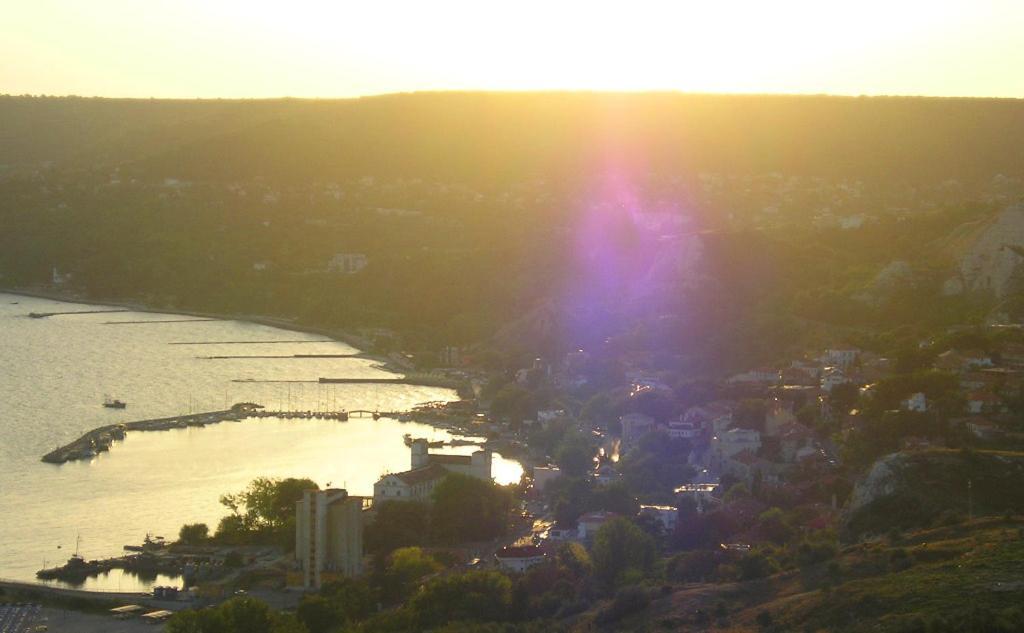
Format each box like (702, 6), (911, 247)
(295, 489), (368, 589)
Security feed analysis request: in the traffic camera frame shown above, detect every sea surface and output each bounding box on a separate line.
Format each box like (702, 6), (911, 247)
(0, 293), (521, 592)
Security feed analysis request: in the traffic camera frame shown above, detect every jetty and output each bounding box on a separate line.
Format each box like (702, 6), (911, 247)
(27, 309), (130, 318)
(41, 403), (262, 464)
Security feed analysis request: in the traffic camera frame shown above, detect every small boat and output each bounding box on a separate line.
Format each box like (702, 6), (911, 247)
(103, 395), (127, 409)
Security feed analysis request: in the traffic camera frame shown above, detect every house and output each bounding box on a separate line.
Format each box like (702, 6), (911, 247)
(532, 466), (562, 491)
(639, 505), (678, 532)
(667, 418), (700, 440)
(712, 428), (762, 461)
(725, 450), (781, 486)
(778, 422), (816, 462)
(727, 368), (780, 385)
(326, 253), (368, 274)
(966, 419), (1003, 440)
(684, 402), (736, 434)
(820, 367), (850, 392)
(823, 348), (860, 369)
(546, 522), (577, 541)
(494, 545), (546, 573)
(764, 399), (797, 437)
(967, 391), (1002, 414)
(901, 392), (928, 412)
(295, 489), (368, 589)
(577, 511), (617, 540)
(961, 350), (994, 369)
(1000, 343), (1024, 367)
(620, 413), (656, 447)
(674, 483), (719, 513)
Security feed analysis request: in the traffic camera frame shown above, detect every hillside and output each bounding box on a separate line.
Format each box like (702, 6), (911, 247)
(3, 93), (1024, 187)
(573, 518), (1024, 632)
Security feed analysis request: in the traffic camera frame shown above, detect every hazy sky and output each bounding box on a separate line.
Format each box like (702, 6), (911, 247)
(2, 0), (1022, 99)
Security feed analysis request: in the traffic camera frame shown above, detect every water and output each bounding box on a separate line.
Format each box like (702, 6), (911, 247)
(0, 293), (521, 591)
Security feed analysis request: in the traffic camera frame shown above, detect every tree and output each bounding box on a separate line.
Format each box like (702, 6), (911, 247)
(431, 474), (511, 543)
(554, 433), (595, 477)
(296, 595), (339, 633)
(409, 570), (513, 628)
(382, 547), (443, 602)
(166, 596), (303, 633)
(217, 477), (317, 547)
(365, 500), (431, 556)
(591, 517), (655, 591)
(178, 522), (209, 545)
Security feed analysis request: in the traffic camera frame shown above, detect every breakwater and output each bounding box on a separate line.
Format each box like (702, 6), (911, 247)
(41, 403), (261, 464)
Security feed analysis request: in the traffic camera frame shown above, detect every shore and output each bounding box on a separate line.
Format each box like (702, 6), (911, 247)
(0, 286), (413, 373)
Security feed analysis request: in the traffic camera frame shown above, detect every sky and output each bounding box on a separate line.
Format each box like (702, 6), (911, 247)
(2, 0), (1023, 99)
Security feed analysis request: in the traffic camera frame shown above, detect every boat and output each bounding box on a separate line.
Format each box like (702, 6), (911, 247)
(103, 395), (127, 409)
(124, 533), (166, 552)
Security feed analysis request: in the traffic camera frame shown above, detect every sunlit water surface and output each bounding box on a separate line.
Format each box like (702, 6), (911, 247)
(0, 293), (521, 591)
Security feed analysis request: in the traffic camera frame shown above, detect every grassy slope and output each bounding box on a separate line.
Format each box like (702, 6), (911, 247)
(573, 517), (1024, 632)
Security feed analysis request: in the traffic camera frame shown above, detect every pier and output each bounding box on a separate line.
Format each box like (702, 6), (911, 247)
(41, 403), (262, 464)
(39, 403), (402, 464)
(27, 309), (130, 318)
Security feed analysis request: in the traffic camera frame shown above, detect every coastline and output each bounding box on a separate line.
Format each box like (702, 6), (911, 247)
(0, 286), (413, 374)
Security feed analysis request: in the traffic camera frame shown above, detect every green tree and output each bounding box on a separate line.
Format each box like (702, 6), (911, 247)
(591, 517), (655, 591)
(382, 546), (443, 602)
(431, 474), (511, 544)
(409, 570), (513, 628)
(178, 522), (209, 545)
(554, 434), (595, 477)
(296, 595), (339, 633)
(365, 500), (431, 556)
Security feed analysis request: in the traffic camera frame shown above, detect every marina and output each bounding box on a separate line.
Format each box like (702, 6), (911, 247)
(0, 291), (520, 592)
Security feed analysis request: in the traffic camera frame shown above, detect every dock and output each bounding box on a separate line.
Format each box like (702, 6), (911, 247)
(39, 403), (402, 464)
(27, 309), (130, 318)
(41, 403), (262, 464)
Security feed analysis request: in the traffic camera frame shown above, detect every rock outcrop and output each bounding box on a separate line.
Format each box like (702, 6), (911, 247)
(945, 204), (1024, 297)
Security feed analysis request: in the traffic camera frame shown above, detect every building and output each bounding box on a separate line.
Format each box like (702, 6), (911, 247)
(532, 466), (562, 492)
(577, 511), (617, 540)
(410, 438), (492, 480)
(674, 483), (718, 513)
(373, 439), (492, 505)
(494, 545), (546, 573)
(823, 348), (860, 369)
(639, 505), (678, 532)
(373, 463), (449, 503)
(667, 419), (700, 440)
(326, 253), (368, 274)
(712, 428), (762, 462)
(820, 367), (850, 392)
(620, 413), (655, 447)
(901, 392), (928, 412)
(295, 489), (368, 589)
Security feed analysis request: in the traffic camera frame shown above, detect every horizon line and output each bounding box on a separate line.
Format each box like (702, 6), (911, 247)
(3, 89), (1024, 103)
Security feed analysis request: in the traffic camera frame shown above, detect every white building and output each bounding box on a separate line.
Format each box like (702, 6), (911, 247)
(373, 439), (492, 505)
(667, 419), (700, 440)
(901, 392), (928, 412)
(327, 253), (368, 274)
(494, 545), (546, 573)
(295, 489), (368, 589)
